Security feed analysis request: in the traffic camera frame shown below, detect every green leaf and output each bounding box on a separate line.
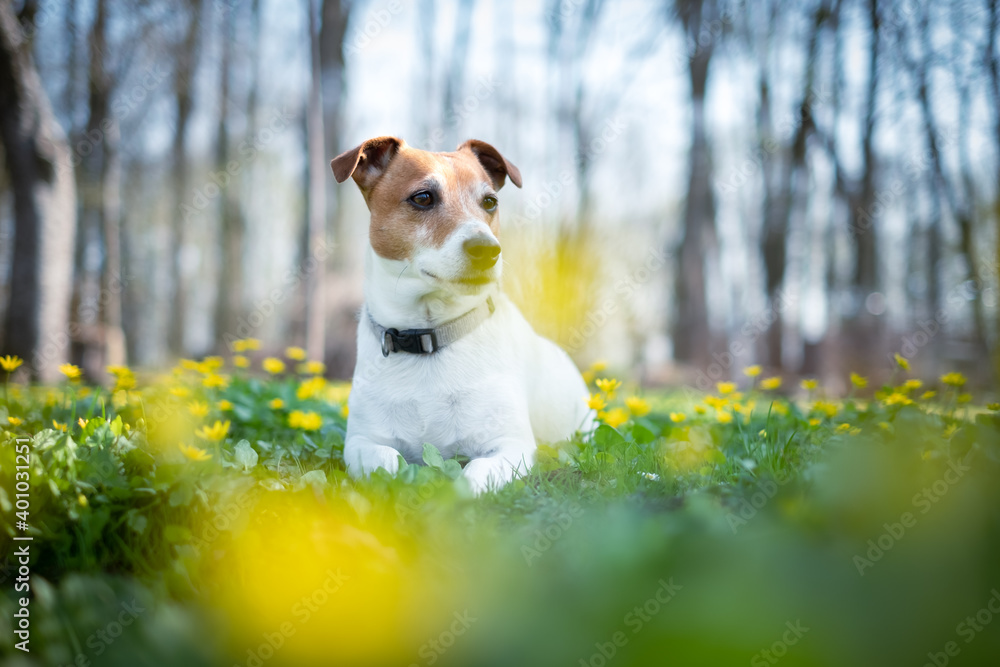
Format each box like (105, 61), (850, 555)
(126, 511), (148, 535)
(631, 423), (656, 445)
(234, 440), (258, 471)
(297, 470), (327, 488)
(422, 443), (445, 469)
(163, 525), (192, 543)
(594, 424), (626, 450)
(110, 415), (124, 437)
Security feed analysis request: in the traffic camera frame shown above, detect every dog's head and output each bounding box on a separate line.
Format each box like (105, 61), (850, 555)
(331, 137), (521, 295)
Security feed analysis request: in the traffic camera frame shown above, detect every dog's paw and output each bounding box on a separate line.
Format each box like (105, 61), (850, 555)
(345, 443), (402, 478)
(463, 456), (523, 495)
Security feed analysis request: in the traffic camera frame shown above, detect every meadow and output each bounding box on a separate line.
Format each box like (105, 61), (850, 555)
(1, 348), (999, 667)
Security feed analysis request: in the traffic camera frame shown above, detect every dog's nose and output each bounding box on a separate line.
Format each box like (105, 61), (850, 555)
(463, 236), (501, 270)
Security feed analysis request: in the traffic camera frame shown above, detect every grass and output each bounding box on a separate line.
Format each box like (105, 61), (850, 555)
(1, 352), (999, 667)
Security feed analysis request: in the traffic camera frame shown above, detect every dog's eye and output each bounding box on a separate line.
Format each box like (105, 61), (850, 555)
(482, 196), (498, 212)
(409, 191), (434, 209)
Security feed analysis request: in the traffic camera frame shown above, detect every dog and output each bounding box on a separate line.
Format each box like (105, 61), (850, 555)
(331, 137), (592, 494)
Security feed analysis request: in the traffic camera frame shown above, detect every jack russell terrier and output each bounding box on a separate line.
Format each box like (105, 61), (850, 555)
(331, 136), (592, 493)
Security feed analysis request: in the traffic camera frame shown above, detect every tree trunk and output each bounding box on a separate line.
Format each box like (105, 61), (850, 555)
(672, 0), (717, 367)
(305, 0), (327, 361)
(0, 2), (77, 381)
(319, 0), (349, 266)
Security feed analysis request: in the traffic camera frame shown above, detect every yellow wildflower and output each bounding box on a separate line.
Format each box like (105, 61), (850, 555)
(943, 424), (959, 439)
(262, 358), (285, 374)
(169, 386), (191, 398)
(59, 364), (82, 380)
(625, 396), (650, 417)
(902, 379), (923, 391)
(669, 412), (686, 423)
(187, 401), (210, 417)
(921, 391), (937, 400)
(850, 373), (868, 388)
(218, 399), (233, 411)
(0, 355), (23, 372)
(812, 401), (838, 418)
(52, 420), (67, 432)
(589, 360), (608, 373)
(200, 356), (224, 372)
(704, 395), (728, 409)
(582, 370), (595, 385)
(288, 410), (322, 431)
(878, 421), (892, 431)
(202, 373), (229, 389)
(716, 411), (733, 424)
(587, 394), (607, 411)
(743, 365), (762, 378)
(957, 393), (972, 404)
(771, 401), (789, 416)
(301, 361), (326, 375)
(78, 494), (88, 507)
(268, 398), (285, 410)
(883, 392), (914, 407)
(940, 372), (966, 387)
(285, 346), (307, 361)
(716, 382), (737, 395)
(595, 378), (622, 397)
(7, 416), (23, 426)
(179, 442), (212, 462)
(988, 403), (1000, 411)
(340, 404), (349, 418)
(599, 407), (629, 429)
(296, 377), (327, 401)
(894, 353), (910, 371)
(195, 420), (230, 441)
(233, 355), (250, 368)
(760, 377), (782, 391)
(836, 423), (852, 433)
(179, 359), (202, 371)
(801, 378), (818, 391)
(758, 429), (767, 438)
(232, 338), (261, 352)
(693, 404), (707, 415)
(808, 418), (821, 427)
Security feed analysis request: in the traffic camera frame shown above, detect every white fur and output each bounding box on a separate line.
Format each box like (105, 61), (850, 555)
(346, 241), (593, 494)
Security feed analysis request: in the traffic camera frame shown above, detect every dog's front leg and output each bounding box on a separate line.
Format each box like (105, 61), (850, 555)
(463, 440), (535, 495)
(345, 436), (403, 478)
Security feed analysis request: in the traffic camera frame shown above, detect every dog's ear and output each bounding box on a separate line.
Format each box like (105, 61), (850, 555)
(331, 136), (403, 192)
(457, 139), (522, 190)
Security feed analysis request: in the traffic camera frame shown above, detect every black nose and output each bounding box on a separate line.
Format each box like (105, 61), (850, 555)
(463, 236), (501, 270)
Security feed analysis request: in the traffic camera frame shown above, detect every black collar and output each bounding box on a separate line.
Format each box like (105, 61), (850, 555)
(368, 296), (496, 357)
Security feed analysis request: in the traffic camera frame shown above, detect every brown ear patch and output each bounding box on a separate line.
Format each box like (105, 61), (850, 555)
(457, 139), (522, 190)
(330, 136), (403, 194)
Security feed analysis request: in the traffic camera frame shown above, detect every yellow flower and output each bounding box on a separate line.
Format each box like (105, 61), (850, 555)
(716, 382), (737, 395)
(300, 360), (326, 375)
(850, 373), (868, 389)
(669, 412), (686, 423)
(758, 429), (767, 438)
(288, 410), (322, 431)
(78, 494), (88, 507)
(599, 407), (629, 429)
(262, 358), (286, 374)
(0, 355), (23, 372)
(218, 399), (233, 410)
(169, 386), (191, 398)
(52, 420), (67, 432)
(179, 359), (202, 371)
(716, 411), (733, 424)
(268, 398), (285, 409)
(943, 424), (959, 439)
(957, 393), (972, 404)
(808, 418), (821, 427)
(760, 377), (782, 391)
(902, 379), (923, 391)
(921, 391), (937, 400)
(77, 417), (88, 429)
(589, 360), (608, 373)
(883, 392), (914, 407)
(296, 377), (327, 401)
(341, 404), (349, 418)
(59, 364), (82, 380)
(179, 442), (212, 462)
(582, 370), (595, 385)
(595, 378), (622, 397)
(233, 355), (250, 368)
(202, 373), (229, 389)
(285, 346), (307, 361)
(894, 353), (910, 371)
(836, 423), (852, 433)
(743, 365), (762, 378)
(195, 420), (230, 441)
(200, 356), (224, 373)
(878, 421), (892, 431)
(7, 416), (23, 426)
(988, 403), (1000, 411)
(232, 338), (261, 352)
(704, 395), (728, 409)
(587, 394), (607, 411)
(625, 396), (650, 417)
(812, 401), (838, 417)
(770, 401), (789, 416)
(940, 372), (967, 388)
(187, 401), (210, 417)
(800, 378), (818, 391)
(693, 404), (707, 415)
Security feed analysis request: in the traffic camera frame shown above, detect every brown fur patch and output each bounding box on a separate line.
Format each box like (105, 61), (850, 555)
(366, 147), (501, 261)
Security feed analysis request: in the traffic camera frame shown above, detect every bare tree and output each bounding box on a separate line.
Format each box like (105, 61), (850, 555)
(305, 0), (328, 361)
(0, 1), (77, 381)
